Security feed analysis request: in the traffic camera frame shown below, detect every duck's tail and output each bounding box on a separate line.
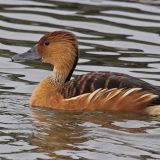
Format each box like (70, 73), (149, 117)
(145, 105), (160, 115)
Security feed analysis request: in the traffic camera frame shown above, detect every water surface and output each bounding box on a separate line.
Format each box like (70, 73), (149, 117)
(0, 0), (160, 159)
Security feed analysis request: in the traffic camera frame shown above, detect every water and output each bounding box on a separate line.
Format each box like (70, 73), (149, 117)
(0, 0), (160, 159)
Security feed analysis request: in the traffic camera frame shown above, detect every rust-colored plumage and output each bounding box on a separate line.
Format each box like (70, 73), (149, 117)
(13, 31), (160, 115)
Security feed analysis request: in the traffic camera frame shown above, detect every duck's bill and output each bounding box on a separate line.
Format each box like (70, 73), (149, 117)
(11, 45), (41, 62)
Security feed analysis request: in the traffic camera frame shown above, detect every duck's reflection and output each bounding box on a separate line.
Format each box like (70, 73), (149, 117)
(31, 109), (156, 154)
(29, 108), (160, 159)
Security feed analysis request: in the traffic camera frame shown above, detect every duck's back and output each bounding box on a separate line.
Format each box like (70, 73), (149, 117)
(62, 72), (160, 104)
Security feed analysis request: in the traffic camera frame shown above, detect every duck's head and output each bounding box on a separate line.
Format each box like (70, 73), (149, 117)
(12, 31), (79, 82)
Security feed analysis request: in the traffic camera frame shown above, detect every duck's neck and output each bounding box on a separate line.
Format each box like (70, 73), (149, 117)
(47, 52), (78, 85)
(48, 68), (70, 84)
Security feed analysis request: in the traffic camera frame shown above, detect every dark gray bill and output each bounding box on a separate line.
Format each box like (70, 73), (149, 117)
(11, 45), (41, 62)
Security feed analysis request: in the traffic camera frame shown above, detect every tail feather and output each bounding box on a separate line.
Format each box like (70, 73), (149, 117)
(145, 105), (160, 115)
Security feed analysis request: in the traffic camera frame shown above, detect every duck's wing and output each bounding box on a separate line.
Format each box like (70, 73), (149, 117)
(63, 88), (158, 113)
(62, 72), (160, 101)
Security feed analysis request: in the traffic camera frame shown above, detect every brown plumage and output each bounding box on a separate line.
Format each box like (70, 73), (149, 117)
(63, 88), (158, 112)
(12, 31), (160, 115)
(62, 72), (160, 100)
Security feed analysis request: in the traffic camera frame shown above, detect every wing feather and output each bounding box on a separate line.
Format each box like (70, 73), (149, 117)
(62, 72), (160, 101)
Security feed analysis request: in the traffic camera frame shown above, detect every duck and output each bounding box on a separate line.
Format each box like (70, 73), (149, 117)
(12, 31), (160, 115)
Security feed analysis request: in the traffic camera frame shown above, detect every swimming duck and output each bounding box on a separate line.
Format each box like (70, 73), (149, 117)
(12, 31), (160, 115)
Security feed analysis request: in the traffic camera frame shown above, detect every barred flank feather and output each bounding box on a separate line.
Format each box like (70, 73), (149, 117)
(62, 72), (160, 101)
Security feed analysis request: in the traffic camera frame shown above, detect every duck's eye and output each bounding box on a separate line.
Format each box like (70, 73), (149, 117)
(44, 40), (49, 46)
